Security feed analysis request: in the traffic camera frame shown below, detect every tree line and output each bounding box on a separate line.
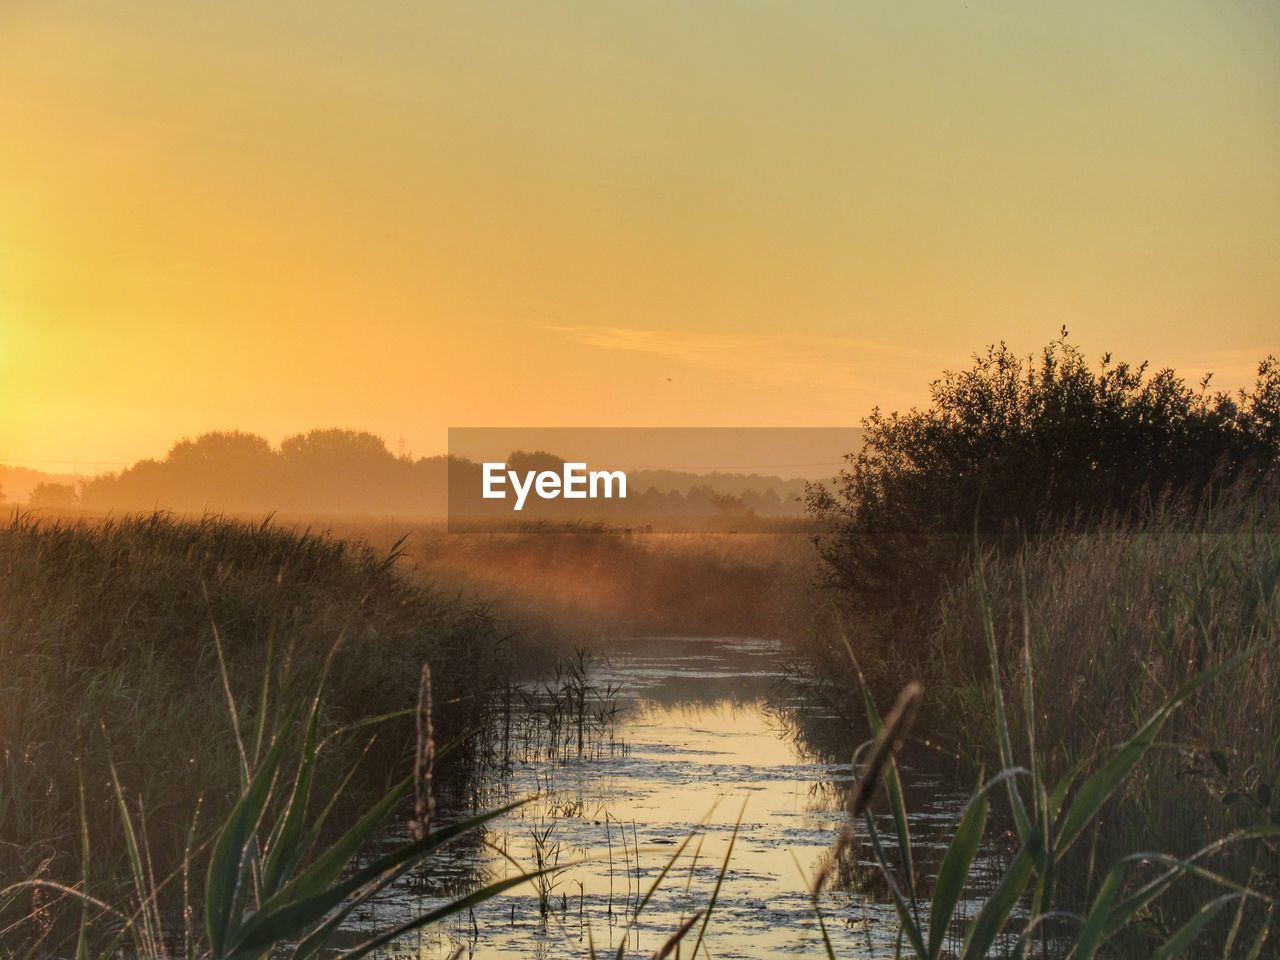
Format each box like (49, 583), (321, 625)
(25, 429), (802, 518)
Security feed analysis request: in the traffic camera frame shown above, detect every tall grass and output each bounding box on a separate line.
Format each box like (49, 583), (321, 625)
(0, 511), (509, 943)
(922, 495), (1280, 937)
(790, 489), (1279, 954)
(539, 618), (1277, 958)
(807, 615), (1277, 959)
(5, 498), (1276, 956)
(3, 661), (552, 959)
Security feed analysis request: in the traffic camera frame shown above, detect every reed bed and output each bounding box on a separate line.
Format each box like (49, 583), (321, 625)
(794, 489), (1279, 953)
(0, 511), (510, 944)
(933, 503), (1280, 948)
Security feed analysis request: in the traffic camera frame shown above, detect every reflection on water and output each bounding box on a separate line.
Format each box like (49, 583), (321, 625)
(332, 637), (1004, 959)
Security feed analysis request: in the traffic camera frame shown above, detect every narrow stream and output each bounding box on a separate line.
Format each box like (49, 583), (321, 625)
(332, 637), (1006, 959)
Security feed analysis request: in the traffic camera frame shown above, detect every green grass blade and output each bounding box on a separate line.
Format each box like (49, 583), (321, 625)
(252, 627), (274, 767)
(205, 713), (294, 957)
(1056, 650), (1254, 857)
(975, 555), (1031, 842)
(789, 850), (837, 960)
(862, 810), (928, 959)
(1223, 896), (1247, 958)
(1242, 907), (1272, 960)
(1046, 756), (1087, 822)
(301, 744), (370, 840)
(333, 863), (575, 960)
(927, 787), (989, 959)
(811, 900), (836, 960)
(284, 802), (533, 960)
(265, 776), (412, 910)
(76, 777), (91, 960)
(614, 823), (703, 960)
(1070, 860), (1124, 960)
(1018, 559), (1042, 809)
(834, 648), (924, 934)
(653, 910), (705, 960)
(207, 610), (250, 789)
(1099, 830), (1280, 942)
(260, 696), (321, 899)
(107, 764), (159, 956)
(961, 828), (1041, 960)
(235, 798), (529, 955)
(689, 799), (747, 960)
(1149, 894), (1240, 960)
(861, 687), (919, 917)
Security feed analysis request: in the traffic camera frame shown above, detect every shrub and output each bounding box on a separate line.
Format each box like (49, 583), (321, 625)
(806, 333), (1279, 626)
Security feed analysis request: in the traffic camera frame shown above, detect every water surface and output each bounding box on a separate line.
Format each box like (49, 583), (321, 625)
(337, 637), (1000, 958)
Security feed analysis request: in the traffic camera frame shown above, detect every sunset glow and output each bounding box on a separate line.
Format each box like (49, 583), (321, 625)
(3, 1), (1277, 469)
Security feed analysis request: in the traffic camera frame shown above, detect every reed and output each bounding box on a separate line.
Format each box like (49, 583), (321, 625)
(792, 486), (1279, 943)
(925, 494), (1280, 941)
(1, 654), (549, 959)
(0, 510), (510, 936)
(598, 581), (1276, 958)
(801, 566), (1279, 958)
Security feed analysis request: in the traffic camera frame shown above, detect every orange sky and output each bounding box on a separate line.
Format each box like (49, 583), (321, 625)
(2, 1), (1277, 471)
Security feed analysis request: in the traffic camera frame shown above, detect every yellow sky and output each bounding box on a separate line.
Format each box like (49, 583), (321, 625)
(2, 1), (1277, 469)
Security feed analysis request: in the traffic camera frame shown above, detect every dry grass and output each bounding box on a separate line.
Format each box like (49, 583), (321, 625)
(0, 511), (508, 910)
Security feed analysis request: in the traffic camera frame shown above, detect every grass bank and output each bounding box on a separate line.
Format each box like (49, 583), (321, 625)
(945, 500), (1279, 937)
(0, 512), (508, 917)
(797, 490), (1280, 948)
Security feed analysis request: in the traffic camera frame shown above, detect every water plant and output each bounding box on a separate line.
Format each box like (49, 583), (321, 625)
(527, 817), (566, 918)
(807, 561), (1278, 959)
(1, 662), (556, 960)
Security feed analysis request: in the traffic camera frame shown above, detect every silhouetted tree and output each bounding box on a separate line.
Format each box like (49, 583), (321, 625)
(279, 428), (397, 467)
(82, 431), (279, 512)
(807, 333), (1280, 622)
(28, 482), (78, 509)
(280, 429), (406, 514)
(711, 491), (752, 517)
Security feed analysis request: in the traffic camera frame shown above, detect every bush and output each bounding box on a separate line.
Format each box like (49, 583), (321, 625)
(806, 334), (1279, 626)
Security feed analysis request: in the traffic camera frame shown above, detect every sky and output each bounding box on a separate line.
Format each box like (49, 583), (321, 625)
(2, 1), (1278, 470)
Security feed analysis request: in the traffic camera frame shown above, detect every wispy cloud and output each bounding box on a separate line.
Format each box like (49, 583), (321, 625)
(551, 324), (955, 399)
(554, 326), (1274, 400)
